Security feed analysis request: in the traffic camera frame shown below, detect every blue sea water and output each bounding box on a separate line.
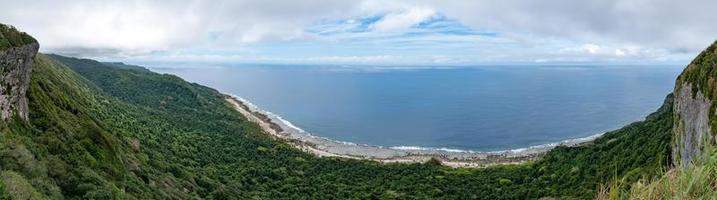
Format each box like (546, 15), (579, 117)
(150, 64), (683, 152)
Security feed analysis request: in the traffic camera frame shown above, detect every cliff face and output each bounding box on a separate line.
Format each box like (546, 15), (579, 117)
(0, 26), (38, 120)
(673, 83), (713, 166)
(673, 41), (717, 166)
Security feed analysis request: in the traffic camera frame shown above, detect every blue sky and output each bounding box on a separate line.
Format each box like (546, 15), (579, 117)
(0, 0), (714, 65)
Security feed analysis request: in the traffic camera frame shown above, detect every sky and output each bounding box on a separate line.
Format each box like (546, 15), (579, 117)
(0, 0), (716, 65)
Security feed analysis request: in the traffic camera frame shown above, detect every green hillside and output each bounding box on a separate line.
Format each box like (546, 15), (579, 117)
(0, 53), (674, 199)
(595, 41), (717, 200)
(0, 24), (35, 49)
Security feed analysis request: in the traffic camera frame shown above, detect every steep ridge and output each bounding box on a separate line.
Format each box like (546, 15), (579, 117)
(0, 24), (38, 120)
(0, 23), (679, 199)
(673, 41), (717, 167)
(599, 41), (717, 199)
(38, 53), (674, 199)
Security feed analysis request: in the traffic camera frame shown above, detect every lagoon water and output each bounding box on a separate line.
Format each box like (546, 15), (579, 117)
(151, 64), (682, 152)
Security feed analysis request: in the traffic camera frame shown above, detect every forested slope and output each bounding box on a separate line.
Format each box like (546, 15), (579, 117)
(0, 52), (674, 199)
(0, 24), (35, 49)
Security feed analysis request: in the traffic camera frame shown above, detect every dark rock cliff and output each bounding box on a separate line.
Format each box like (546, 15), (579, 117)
(673, 41), (717, 166)
(0, 24), (38, 120)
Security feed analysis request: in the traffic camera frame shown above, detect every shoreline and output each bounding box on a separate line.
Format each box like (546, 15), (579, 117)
(224, 94), (599, 168)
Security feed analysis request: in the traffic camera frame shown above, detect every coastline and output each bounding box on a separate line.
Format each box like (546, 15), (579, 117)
(224, 94), (600, 168)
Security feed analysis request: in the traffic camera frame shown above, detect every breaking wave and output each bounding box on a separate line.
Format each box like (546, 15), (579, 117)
(229, 93), (604, 154)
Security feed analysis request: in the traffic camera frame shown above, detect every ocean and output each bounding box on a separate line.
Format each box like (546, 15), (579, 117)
(150, 64), (682, 152)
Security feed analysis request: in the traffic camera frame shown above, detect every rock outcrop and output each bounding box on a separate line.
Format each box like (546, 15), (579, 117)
(0, 24), (38, 120)
(673, 83), (713, 166)
(673, 41), (717, 167)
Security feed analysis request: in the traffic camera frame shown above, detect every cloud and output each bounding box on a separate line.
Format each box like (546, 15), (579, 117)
(0, 0), (714, 64)
(418, 0), (717, 52)
(0, 0), (363, 53)
(371, 7), (436, 32)
(308, 55), (396, 63)
(558, 43), (666, 58)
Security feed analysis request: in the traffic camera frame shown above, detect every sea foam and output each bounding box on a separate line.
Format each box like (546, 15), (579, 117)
(229, 93), (605, 155)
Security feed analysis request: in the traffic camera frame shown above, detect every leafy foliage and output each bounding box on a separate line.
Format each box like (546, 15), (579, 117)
(679, 41), (717, 97)
(598, 148), (717, 199)
(0, 23), (36, 49)
(533, 95), (673, 198)
(0, 54), (674, 199)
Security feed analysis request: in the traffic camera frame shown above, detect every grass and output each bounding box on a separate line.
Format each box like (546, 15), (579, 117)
(598, 146), (717, 199)
(598, 40), (717, 200)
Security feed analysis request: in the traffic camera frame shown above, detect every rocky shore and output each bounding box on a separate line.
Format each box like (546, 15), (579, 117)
(225, 95), (595, 168)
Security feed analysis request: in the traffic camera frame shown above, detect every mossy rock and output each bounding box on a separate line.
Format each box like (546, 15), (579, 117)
(0, 23), (36, 49)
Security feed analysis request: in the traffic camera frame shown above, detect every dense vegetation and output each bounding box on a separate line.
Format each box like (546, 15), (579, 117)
(675, 41), (717, 139)
(0, 53), (674, 199)
(595, 40), (717, 200)
(0, 24), (36, 49)
(599, 149), (717, 199)
(679, 41), (717, 97)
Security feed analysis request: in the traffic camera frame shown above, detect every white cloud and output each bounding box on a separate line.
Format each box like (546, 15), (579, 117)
(0, 0), (363, 55)
(417, 0), (717, 52)
(371, 7), (436, 32)
(560, 43), (618, 56)
(0, 0), (713, 64)
(308, 55), (396, 63)
(548, 43), (676, 63)
(582, 44), (601, 54)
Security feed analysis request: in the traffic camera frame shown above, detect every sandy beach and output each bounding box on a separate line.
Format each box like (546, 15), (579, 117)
(225, 95), (599, 168)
